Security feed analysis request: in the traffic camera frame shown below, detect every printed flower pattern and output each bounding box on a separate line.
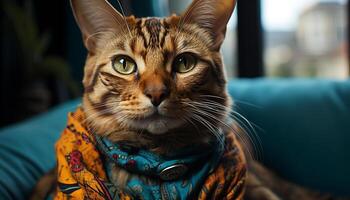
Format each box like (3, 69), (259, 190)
(67, 150), (84, 173)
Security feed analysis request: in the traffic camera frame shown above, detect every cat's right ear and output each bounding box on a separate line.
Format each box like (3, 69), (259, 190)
(70, 0), (125, 52)
(181, 0), (236, 51)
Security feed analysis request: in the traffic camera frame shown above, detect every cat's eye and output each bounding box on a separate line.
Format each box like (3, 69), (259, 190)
(112, 55), (137, 75)
(173, 54), (197, 73)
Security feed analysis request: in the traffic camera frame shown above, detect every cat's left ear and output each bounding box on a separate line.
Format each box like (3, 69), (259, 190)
(181, 0), (236, 51)
(70, 0), (127, 52)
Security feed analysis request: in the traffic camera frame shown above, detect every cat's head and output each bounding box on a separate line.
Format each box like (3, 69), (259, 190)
(71, 0), (236, 145)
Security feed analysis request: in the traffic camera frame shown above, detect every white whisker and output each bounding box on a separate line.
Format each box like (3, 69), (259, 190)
(115, 0), (132, 37)
(182, 99), (263, 160)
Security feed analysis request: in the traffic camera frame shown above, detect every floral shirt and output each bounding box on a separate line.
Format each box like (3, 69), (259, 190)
(54, 108), (246, 200)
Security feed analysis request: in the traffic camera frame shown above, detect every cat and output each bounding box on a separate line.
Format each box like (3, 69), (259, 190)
(73, 0), (239, 190)
(30, 0), (348, 199)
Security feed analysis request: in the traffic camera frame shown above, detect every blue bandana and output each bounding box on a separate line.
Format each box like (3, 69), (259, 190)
(95, 134), (225, 200)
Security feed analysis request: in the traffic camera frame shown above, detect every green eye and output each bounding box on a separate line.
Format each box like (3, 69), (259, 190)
(112, 56), (137, 75)
(174, 54), (197, 73)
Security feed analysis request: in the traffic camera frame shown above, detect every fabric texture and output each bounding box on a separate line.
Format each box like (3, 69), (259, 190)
(228, 79), (350, 195)
(0, 100), (80, 200)
(54, 108), (246, 200)
(96, 134), (225, 199)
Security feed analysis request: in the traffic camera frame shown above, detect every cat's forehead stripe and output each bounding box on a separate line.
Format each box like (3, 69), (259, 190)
(135, 20), (148, 48)
(135, 18), (168, 49)
(144, 18), (162, 48)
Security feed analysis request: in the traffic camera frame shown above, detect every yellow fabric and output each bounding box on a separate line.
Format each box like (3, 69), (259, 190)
(54, 108), (246, 200)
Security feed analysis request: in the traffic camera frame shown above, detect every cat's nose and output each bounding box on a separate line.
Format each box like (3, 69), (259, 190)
(143, 85), (170, 107)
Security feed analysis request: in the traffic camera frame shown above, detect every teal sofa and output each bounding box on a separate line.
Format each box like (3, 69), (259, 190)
(0, 79), (349, 199)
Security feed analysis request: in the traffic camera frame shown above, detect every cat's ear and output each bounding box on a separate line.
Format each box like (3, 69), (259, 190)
(181, 0), (236, 50)
(70, 0), (126, 52)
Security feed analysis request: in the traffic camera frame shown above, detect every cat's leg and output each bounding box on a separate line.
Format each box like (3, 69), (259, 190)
(245, 160), (340, 200)
(30, 167), (57, 200)
(245, 169), (281, 200)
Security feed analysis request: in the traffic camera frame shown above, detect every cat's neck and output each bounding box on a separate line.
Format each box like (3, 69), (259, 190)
(83, 116), (215, 155)
(100, 124), (215, 156)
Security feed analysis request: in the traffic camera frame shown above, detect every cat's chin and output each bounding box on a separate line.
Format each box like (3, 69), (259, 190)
(146, 121), (170, 134)
(129, 114), (184, 135)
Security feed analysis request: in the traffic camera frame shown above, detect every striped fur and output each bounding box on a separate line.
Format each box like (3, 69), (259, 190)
(80, 14), (231, 150)
(71, 0), (238, 190)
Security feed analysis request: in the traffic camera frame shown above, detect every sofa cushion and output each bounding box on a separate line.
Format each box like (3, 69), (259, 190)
(228, 79), (350, 195)
(0, 100), (80, 200)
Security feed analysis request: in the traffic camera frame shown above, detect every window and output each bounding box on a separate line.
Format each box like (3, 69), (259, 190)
(263, 0), (349, 79)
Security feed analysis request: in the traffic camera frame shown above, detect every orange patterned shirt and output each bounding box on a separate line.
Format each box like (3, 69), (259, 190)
(54, 108), (246, 200)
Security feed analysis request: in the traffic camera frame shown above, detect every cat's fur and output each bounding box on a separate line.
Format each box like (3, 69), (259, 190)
(72, 0), (235, 188)
(30, 0), (347, 199)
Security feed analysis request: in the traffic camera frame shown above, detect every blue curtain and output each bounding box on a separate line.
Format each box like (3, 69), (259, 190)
(129, 0), (169, 17)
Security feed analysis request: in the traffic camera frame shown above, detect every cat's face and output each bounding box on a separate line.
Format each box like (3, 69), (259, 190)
(71, 0), (236, 137)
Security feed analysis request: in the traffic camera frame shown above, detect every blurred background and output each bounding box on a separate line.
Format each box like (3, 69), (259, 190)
(0, 0), (349, 127)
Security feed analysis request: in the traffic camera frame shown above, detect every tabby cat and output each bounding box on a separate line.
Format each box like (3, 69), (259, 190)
(31, 0), (347, 199)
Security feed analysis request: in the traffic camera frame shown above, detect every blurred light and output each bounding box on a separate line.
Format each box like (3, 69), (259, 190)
(262, 0), (347, 31)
